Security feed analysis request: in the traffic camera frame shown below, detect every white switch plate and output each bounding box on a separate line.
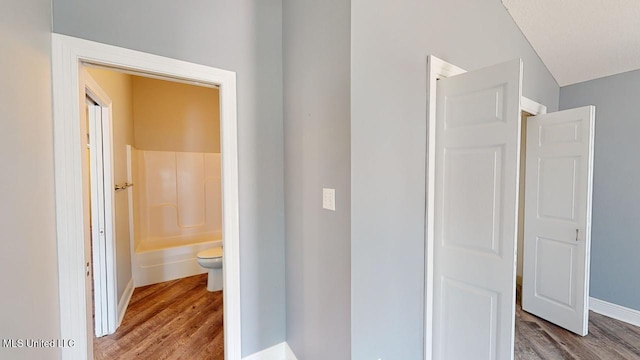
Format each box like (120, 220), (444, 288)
(322, 188), (336, 211)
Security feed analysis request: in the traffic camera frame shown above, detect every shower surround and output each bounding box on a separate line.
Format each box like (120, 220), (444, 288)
(129, 146), (223, 286)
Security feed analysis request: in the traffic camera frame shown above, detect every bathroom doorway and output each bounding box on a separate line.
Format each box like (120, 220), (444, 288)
(52, 34), (241, 360)
(81, 65), (227, 359)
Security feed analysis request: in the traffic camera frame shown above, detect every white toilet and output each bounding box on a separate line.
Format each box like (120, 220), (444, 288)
(197, 247), (223, 292)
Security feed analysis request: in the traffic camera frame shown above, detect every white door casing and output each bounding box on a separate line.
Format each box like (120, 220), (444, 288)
(52, 34), (241, 360)
(522, 106), (595, 336)
(432, 59), (523, 360)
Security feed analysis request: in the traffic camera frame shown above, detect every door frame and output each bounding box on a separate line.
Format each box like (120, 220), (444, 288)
(82, 70), (118, 337)
(52, 34), (241, 360)
(424, 55), (547, 360)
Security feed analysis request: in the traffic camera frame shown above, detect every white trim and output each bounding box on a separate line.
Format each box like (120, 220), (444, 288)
(284, 343), (298, 360)
(117, 279), (135, 326)
(425, 55), (548, 360)
(521, 96), (548, 115)
(52, 33), (241, 360)
(241, 342), (298, 360)
(590, 297), (640, 328)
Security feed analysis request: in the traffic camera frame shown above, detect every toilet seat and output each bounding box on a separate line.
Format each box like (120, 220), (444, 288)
(197, 247), (223, 259)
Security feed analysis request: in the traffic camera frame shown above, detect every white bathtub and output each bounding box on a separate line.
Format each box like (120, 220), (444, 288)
(128, 148), (224, 287)
(132, 234), (222, 287)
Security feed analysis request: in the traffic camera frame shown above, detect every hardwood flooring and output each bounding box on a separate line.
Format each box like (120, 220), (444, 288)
(95, 275), (640, 359)
(515, 291), (640, 359)
(94, 274), (223, 360)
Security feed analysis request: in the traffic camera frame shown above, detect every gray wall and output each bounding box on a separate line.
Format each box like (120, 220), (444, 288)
(560, 70), (640, 312)
(283, 0), (351, 359)
(350, 0), (559, 359)
(52, 0), (286, 355)
(0, 0), (60, 359)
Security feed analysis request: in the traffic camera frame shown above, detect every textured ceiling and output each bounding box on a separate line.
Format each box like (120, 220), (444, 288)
(502, 0), (640, 86)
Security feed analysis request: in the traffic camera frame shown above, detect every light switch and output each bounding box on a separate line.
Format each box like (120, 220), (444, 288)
(322, 188), (336, 211)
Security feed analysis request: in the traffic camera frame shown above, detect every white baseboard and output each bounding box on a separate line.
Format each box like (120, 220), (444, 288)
(117, 278), (135, 326)
(242, 342), (298, 360)
(590, 297), (640, 327)
(284, 342), (298, 360)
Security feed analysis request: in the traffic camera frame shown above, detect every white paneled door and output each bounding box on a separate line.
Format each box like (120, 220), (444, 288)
(87, 101), (115, 337)
(522, 106), (595, 336)
(433, 59), (522, 360)
(87, 102), (107, 337)
(83, 68), (118, 339)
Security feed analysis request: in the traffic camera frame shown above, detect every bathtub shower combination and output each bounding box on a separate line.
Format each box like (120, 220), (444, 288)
(128, 146), (223, 287)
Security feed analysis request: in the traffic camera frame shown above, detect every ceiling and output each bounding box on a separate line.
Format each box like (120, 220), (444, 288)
(502, 0), (640, 86)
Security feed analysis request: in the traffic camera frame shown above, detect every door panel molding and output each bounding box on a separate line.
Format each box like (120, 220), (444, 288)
(432, 58), (522, 360)
(522, 106), (595, 336)
(425, 56), (546, 360)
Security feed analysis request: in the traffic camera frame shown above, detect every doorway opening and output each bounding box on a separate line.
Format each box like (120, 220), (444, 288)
(80, 65), (226, 359)
(52, 34), (241, 360)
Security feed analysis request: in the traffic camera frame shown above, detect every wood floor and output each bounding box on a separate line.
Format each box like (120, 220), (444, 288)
(515, 295), (640, 359)
(95, 274), (640, 360)
(94, 274), (223, 360)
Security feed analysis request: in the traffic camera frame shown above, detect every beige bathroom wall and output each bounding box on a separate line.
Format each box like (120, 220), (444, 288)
(85, 67), (134, 302)
(132, 76), (220, 153)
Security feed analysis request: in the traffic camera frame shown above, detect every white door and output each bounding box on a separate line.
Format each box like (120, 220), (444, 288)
(88, 101), (110, 337)
(80, 100), (95, 348)
(433, 59), (522, 360)
(522, 106), (595, 336)
(81, 69), (118, 339)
